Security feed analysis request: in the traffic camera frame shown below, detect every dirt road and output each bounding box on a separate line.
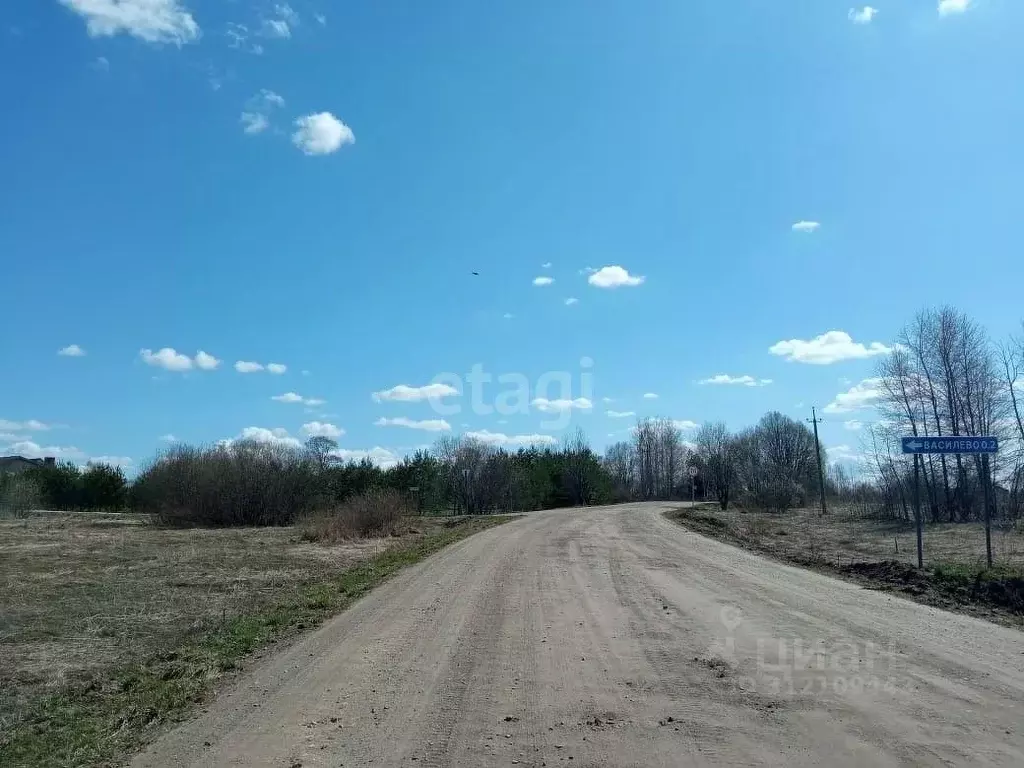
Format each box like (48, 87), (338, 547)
(135, 504), (1024, 767)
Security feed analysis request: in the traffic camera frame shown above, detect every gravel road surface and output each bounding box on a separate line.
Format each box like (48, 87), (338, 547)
(134, 503), (1024, 767)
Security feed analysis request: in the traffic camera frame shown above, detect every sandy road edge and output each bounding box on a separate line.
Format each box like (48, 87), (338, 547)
(0, 515), (516, 768)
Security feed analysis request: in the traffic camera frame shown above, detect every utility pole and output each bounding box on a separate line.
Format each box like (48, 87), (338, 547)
(808, 407), (828, 516)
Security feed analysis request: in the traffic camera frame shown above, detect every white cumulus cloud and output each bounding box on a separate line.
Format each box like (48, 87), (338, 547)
(292, 112), (355, 155)
(301, 421), (344, 439)
(699, 375), (773, 387)
(642, 393), (659, 400)
(825, 378), (883, 414)
(464, 430), (557, 448)
(228, 426), (303, 450)
(5, 440), (84, 461)
(59, 0), (200, 44)
(564, 297), (579, 306)
(673, 420), (699, 431)
(241, 90), (285, 136)
(792, 220), (821, 233)
(159, 433), (178, 442)
(606, 410), (635, 418)
(848, 6), (878, 24)
(587, 266), (644, 288)
(58, 344), (86, 357)
(844, 420), (864, 431)
(271, 392), (323, 406)
(533, 276), (554, 286)
(769, 331), (893, 365)
(142, 348), (203, 372)
(938, 0), (971, 16)
(138, 347), (219, 372)
(261, 89), (285, 107)
(241, 112), (269, 135)
(531, 397), (593, 413)
(193, 351), (220, 370)
(330, 447), (400, 468)
(372, 383), (460, 403)
(375, 417), (452, 432)
(235, 360), (287, 374)
(89, 455), (134, 469)
(0, 419), (52, 432)
(828, 445), (861, 462)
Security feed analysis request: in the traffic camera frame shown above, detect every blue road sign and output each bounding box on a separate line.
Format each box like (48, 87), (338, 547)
(901, 436), (999, 454)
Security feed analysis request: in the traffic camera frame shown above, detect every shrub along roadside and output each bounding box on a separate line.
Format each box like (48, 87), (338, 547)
(301, 489), (407, 542)
(0, 516), (511, 767)
(131, 442), (320, 527)
(0, 474), (41, 519)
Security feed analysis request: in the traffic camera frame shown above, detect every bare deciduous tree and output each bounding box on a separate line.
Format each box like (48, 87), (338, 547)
(733, 413), (817, 513)
(562, 428), (595, 506)
(603, 441), (636, 501)
(632, 418), (687, 500)
(305, 436), (339, 473)
(693, 422), (736, 510)
(873, 306), (1013, 523)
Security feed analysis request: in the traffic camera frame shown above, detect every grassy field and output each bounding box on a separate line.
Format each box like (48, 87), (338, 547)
(669, 504), (1024, 625)
(676, 504), (1024, 569)
(0, 510), (509, 766)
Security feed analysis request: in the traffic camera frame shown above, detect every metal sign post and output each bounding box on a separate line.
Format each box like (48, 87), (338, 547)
(901, 436), (999, 568)
(688, 466), (698, 505)
(912, 453), (923, 569)
(982, 454), (993, 568)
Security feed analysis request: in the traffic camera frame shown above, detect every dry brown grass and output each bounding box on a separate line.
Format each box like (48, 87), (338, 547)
(0, 510), (456, 740)
(702, 504), (1024, 570)
(670, 505), (1024, 626)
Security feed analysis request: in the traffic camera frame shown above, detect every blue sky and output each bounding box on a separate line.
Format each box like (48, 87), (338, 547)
(1, 0), (1022, 471)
